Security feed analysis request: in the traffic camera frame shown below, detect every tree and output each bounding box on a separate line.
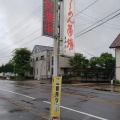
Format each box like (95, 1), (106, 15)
(98, 52), (115, 69)
(12, 48), (32, 79)
(69, 53), (89, 77)
(0, 62), (14, 73)
(69, 53), (89, 68)
(89, 57), (99, 68)
(89, 53), (115, 69)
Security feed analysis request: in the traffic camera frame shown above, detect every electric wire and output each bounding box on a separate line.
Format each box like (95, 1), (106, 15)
(75, 0), (100, 16)
(0, 28), (42, 55)
(75, 11), (120, 38)
(0, 6), (42, 41)
(0, 1), (119, 61)
(75, 8), (120, 36)
(76, 8), (120, 29)
(0, 20), (40, 46)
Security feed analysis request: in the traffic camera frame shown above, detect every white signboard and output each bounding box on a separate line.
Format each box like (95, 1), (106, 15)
(60, 0), (75, 57)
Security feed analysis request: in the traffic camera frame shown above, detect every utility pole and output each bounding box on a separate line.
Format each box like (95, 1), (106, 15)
(49, 1), (62, 120)
(53, 0), (58, 77)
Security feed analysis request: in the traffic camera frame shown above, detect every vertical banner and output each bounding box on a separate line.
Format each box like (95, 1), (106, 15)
(43, 0), (54, 37)
(60, 0), (75, 57)
(50, 76), (62, 119)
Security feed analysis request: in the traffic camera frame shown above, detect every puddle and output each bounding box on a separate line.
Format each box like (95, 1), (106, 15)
(21, 100), (33, 105)
(0, 110), (8, 114)
(95, 88), (111, 91)
(40, 83), (46, 84)
(95, 88), (120, 92)
(16, 82), (35, 87)
(76, 99), (88, 103)
(33, 98), (48, 102)
(45, 108), (50, 111)
(9, 109), (23, 113)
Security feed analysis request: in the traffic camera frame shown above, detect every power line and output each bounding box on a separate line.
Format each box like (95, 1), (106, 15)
(0, 28), (41, 53)
(76, 8), (120, 29)
(75, 11), (120, 38)
(0, 20), (40, 46)
(0, 56), (12, 58)
(0, 34), (43, 56)
(75, 22), (94, 27)
(76, 46), (95, 57)
(0, 6), (42, 41)
(75, 8), (120, 36)
(76, 0), (100, 16)
(75, 11), (120, 36)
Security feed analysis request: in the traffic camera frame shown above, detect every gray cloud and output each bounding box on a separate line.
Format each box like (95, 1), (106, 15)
(0, 0), (120, 65)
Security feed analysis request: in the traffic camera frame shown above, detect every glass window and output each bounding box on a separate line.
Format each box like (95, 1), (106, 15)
(41, 55), (44, 60)
(52, 56), (53, 65)
(36, 57), (39, 61)
(37, 68), (38, 75)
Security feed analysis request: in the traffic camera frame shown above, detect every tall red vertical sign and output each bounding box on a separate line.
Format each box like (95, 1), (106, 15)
(43, 0), (54, 37)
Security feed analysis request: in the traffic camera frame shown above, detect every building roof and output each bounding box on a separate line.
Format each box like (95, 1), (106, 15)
(109, 34), (120, 48)
(32, 45), (53, 54)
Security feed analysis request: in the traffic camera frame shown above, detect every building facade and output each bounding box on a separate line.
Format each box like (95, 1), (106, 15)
(29, 45), (70, 80)
(110, 34), (120, 81)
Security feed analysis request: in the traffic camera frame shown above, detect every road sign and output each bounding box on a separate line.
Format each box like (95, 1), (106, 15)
(50, 76), (62, 119)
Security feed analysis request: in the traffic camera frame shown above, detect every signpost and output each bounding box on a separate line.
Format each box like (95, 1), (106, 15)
(50, 76), (62, 120)
(42, 0), (75, 120)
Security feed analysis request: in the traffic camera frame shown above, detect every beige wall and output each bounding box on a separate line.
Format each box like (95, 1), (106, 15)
(50, 52), (70, 75)
(116, 48), (120, 81)
(34, 60), (47, 79)
(30, 50), (70, 79)
(58, 56), (70, 75)
(31, 51), (48, 79)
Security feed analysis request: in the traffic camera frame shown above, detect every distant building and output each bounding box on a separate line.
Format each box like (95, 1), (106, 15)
(28, 45), (70, 80)
(109, 34), (120, 81)
(0, 72), (4, 77)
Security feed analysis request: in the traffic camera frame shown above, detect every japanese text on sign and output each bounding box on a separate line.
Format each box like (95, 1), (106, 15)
(43, 0), (54, 37)
(60, 0), (75, 57)
(50, 76), (62, 118)
(66, 0), (74, 50)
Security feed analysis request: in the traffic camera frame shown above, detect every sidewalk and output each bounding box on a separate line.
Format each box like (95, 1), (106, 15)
(19, 79), (120, 93)
(70, 83), (120, 92)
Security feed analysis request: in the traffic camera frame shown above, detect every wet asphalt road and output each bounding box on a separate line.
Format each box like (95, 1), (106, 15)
(0, 79), (120, 120)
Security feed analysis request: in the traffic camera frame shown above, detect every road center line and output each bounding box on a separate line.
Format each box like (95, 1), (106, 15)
(43, 101), (108, 120)
(0, 88), (108, 120)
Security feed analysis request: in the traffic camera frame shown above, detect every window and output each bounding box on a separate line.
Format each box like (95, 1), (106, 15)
(36, 57), (39, 61)
(41, 55), (44, 60)
(34, 68), (35, 75)
(37, 68), (38, 75)
(52, 68), (53, 75)
(52, 56), (53, 65)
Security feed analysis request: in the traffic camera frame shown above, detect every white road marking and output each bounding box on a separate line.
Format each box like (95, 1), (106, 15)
(0, 88), (108, 120)
(43, 101), (108, 120)
(0, 88), (35, 100)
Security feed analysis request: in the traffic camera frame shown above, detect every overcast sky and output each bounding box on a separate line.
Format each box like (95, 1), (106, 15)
(0, 0), (120, 66)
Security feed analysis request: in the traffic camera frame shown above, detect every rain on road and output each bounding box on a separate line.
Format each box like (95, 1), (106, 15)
(0, 79), (120, 120)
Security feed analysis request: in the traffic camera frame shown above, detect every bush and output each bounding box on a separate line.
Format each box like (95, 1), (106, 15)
(16, 76), (25, 81)
(113, 80), (120, 85)
(62, 74), (72, 84)
(25, 76), (34, 80)
(10, 76), (16, 80)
